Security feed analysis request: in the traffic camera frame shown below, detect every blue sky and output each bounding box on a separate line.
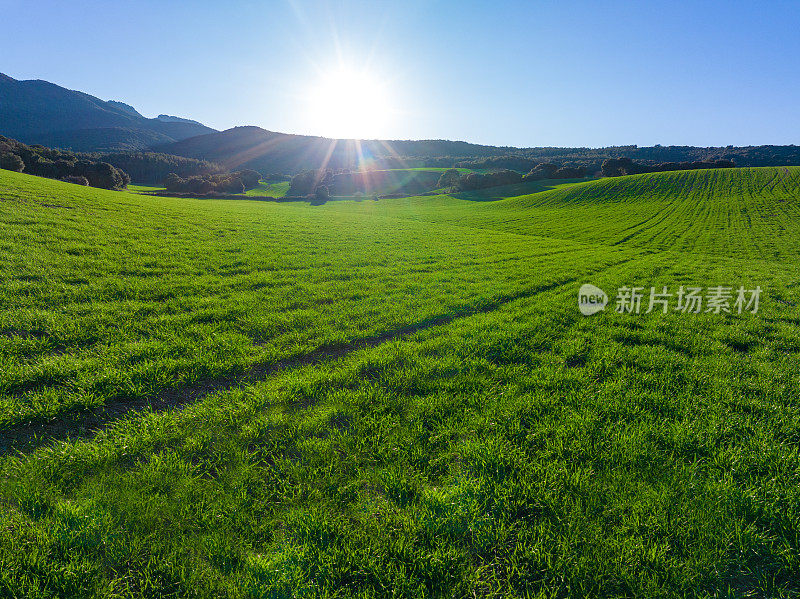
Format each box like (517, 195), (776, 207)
(2, 0), (799, 147)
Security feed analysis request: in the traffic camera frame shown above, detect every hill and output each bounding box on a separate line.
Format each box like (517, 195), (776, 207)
(1, 166), (799, 596)
(152, 125), (518, 174)
(0, 73), (216, 151)
(385, 167), (800, 260)
(158, 125), (800, 176)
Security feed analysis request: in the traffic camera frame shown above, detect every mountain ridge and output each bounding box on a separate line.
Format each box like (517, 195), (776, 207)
(153, 125), (523, 174)
(0, 73), (216, 151)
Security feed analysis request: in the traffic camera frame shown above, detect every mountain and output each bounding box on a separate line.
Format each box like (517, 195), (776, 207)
(105, 101), (143, 118)
(155, 114), (207, 126)
(154, 126), (517, 174)
(0, 73), (216, 151)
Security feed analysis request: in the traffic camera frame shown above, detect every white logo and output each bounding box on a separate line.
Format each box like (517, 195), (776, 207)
(578, 284), (608, 316)
(578, 283), (761, 316)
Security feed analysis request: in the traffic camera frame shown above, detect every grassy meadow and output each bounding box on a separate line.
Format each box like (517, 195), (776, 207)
(1, 167), (799, 597)
(244, 181), (291, 197)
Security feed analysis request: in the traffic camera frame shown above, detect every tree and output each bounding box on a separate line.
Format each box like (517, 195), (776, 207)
(456, 169), (522, 191)
(523, 163), (560, 181)
(218, 175), (246, 193)
(456, 172), (486, 191)
(79, 161), (127, 190)
(237, 169), (262, 191)
(312, 185), (330, 204)
(289, 170), (318, 196)
(187, 177), (214, 194)
(552, 166), (587, 179)
(0, 153), (25, 172)
(436, 168), (461, 189)
(484, 169), (522, 187)
(164, 173), (184, 191)
(601, 158), (624, 177)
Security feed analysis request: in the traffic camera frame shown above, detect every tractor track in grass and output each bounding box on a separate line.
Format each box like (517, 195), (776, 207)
(0, 258), (633, 455)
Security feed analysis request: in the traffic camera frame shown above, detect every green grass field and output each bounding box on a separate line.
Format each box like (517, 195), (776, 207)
(244, 181), (291, 197)
(1, 167), (799, 597)
(383, 167), (473, 173)
(126, 184), (166, 194)
(128, 182), (290, 198)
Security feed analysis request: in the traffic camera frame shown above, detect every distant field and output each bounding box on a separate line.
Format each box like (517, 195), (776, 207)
(127, 184), (165, 193)
(129, 181), (291, 198)
(1, 167), (799, 597)
(128, 170), (566, 200)
(382, 167), (473, 173)
(451, 176), (593, 200)
(244, 180), (290, 197)
(328, 168), (444, 195)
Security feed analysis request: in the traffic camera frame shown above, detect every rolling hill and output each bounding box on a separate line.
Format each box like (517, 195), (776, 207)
(152, 125), (519, 174)
(1, 166), (799, 596)
(156, 124), (800, 177)
(378, 167), (800, 260)
(0, 73), (216, 151)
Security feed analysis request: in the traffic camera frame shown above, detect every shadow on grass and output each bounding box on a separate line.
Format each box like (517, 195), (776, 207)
(452, 178), (593, 202)
(0, 276), (586, 456)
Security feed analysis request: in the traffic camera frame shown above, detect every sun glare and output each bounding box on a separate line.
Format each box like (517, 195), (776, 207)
(305, 67), (394, 140)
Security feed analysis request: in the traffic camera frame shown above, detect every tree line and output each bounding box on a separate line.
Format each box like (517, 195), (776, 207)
(0, 135), (130, 189)
(405, 144), (799, 172)
(163, 170), (262, 194)
(600, 158), (735, 177)
(81, 152), (221, 185)
(437, 164), (589, 191)
(364, 144), (800, 177)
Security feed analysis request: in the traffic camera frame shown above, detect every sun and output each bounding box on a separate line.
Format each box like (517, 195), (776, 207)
(304, 66), (394, 140)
